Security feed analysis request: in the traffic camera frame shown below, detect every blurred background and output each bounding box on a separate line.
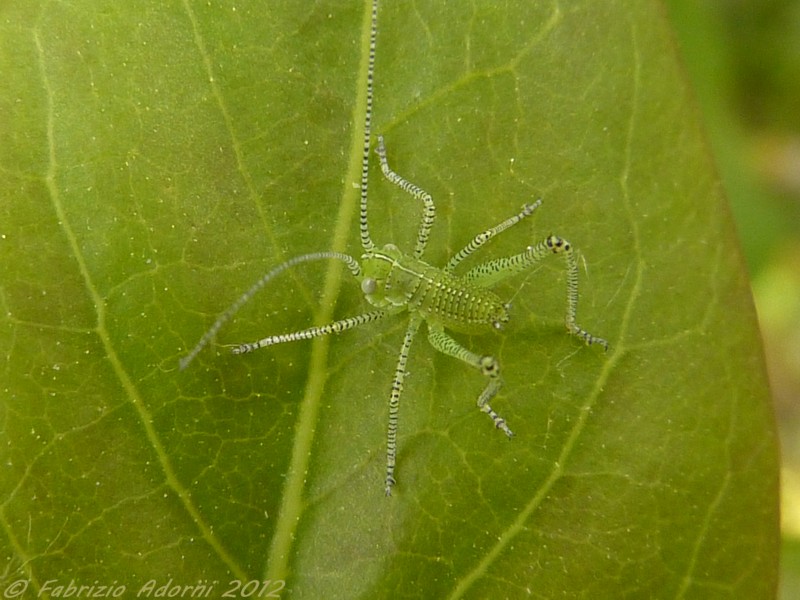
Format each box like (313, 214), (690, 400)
(664, 0), (800, 596)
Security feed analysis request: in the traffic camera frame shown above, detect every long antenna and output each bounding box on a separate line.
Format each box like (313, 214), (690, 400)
(358, 0), (379, 252)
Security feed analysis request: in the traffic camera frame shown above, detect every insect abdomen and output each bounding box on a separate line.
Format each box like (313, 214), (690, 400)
(409, 262), (508, 334)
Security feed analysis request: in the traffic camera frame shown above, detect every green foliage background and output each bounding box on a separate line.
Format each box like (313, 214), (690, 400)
(666, 1), (800, 598)
(0, 1), (779, 598)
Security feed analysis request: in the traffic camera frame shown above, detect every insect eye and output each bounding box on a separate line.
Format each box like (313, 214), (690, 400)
(361, 278), (378, 295)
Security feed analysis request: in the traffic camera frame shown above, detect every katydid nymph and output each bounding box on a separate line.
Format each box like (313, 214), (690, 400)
(181, 0), (609, 496)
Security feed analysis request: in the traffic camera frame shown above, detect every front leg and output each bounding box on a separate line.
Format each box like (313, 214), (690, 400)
(375, 135), (436, 259)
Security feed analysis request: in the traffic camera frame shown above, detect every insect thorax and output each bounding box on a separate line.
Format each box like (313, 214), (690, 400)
(360, 244), (509, 334)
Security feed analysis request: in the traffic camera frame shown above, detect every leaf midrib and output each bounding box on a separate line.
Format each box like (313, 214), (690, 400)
(262, 0), (375, 583)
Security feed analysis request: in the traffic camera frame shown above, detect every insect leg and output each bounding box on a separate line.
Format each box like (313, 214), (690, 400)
(385, 315), (423, 496)
(465, 237), (609, 350)
(232, 310), (386, 354)
(426, 323), (514, 438)
(375, 135), (436, 258)
(180, 251), (362, 370)
(445, 200), (542, 272)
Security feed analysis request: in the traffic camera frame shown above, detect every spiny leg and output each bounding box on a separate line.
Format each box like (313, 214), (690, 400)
(180, 251), (363, 370)
(465, 236), (609, 350)
(375, 135), (435, 258)
(385, 315), (422, 496)
(427, 323), (514, 438)
(445, 200), (542, 272)
(232, 310), (386, 354)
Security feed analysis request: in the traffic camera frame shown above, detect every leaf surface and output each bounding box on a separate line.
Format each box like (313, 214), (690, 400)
(0, 1), (778, 598)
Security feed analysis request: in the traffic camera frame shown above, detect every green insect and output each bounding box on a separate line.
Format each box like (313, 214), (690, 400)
(180, 0), (608, 496)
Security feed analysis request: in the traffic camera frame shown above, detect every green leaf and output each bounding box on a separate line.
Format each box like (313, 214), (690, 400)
(1, 1), (779, 598)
